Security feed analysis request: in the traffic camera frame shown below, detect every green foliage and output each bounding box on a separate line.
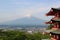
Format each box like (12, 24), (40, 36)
(41, 34), (50, 39)
(0, 29), (50, 40)
(46, 24), (53, 30)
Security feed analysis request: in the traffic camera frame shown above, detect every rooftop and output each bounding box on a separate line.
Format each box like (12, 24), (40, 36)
(50, 29), (60, 34)
(51, 18), (60, 22)
(52, 8), (60, 11)
(46, 7), (60, 16)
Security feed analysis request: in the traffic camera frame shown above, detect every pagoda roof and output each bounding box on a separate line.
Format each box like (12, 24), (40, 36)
(44, 29), (53, 33)
(45, 19), (60, 24)
(52, 8), (60, 11)
(50, 29), (60, 34)
(45, 21), (52, 24)
(52, 19), (60, 22)
(46, 8), (60, 16)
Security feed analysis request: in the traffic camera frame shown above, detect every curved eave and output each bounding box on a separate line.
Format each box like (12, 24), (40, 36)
(43, 29), (53, 33)
(45, 22), (52, 24)
(50, 32), (60, 35)
(50, 30), (60, 35)
(52, 8), (60, 11)
(51, 19), (60, 22)
(46, 14), (54, 16)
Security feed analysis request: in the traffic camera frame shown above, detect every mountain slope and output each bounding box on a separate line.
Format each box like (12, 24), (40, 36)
(2, 16), (46, 25)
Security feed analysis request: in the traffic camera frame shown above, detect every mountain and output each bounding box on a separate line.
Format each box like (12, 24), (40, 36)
(1, 16), (46, 26)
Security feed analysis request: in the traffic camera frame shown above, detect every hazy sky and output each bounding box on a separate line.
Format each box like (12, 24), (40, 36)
(0, 0), (60, 23)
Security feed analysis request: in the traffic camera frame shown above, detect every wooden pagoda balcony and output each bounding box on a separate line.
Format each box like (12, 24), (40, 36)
(52, 28), (59, 30)
(52, 25), (59, 30)
(51, 35), (59, 40)
(51, 38), (58, 40)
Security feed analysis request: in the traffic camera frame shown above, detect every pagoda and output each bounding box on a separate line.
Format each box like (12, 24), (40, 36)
(45, 8), (60, 40)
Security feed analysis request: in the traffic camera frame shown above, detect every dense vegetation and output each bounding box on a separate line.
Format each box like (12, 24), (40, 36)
(0, 29), (50, 40)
